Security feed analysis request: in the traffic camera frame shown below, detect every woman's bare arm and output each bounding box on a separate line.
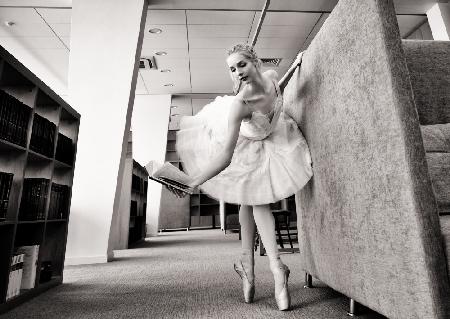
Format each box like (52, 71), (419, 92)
(278, 51), (304, 92)
(189, 98), (250, 187)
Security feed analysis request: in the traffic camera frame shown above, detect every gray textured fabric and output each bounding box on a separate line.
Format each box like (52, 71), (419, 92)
(421, 124), (450, 153)
(403, 40), (450, 125)
(426, 153), (450, 213)
(421, 124), (450, 213)
(283, 0), (450, 318)
(441, 216), (450, 272)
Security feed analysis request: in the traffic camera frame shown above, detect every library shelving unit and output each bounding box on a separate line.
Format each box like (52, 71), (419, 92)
(223, 202), (240, 233)
(158, 129), (190, 230)
(190, 190), (222, 229)
(0, 45), (80, 313)
(128, 160), (148, 246)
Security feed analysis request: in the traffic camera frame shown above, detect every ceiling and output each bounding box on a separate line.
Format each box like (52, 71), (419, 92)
(0, 0), (441, 96)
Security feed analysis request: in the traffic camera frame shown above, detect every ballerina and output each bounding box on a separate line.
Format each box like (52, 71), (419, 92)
(172, 43), (313, 311)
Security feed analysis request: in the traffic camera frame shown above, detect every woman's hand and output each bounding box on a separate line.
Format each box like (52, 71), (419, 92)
(165, 178), (200, 198)
(294, 51), (304, 66)
(165, 185), (188, 198)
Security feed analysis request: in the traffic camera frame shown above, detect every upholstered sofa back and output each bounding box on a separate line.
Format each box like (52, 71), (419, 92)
(283, 0), (450, 318)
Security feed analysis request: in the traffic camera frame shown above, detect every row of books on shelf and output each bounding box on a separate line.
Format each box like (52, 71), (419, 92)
(48, 184), (70, 220)
(55, 133), (74, 165)
(131, 174), (148, 195)
(6, 245), (39, 301)
(29, 114), (56, 158)
(0, 172), (13, 220)
(18, 178), (70, 221)
(0, 89), (31, 147)
(0, 90), (75, 165)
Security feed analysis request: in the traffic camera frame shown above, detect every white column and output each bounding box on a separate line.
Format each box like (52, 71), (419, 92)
(65, 0), (147, 265)
(427, 3), (450, 40)
(131, 95), (171, 237)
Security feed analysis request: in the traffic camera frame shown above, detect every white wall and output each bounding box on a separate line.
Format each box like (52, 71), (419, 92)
(65, 0), (147, 265)
(131, 94), (171, 236)
(0, 40), (68, 97)
(427, 3), (450, 40)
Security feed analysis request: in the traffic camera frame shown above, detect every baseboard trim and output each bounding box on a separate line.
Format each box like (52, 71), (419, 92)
(64, 255), (108, 266)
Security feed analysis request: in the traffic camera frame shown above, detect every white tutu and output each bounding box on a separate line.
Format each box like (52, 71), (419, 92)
(176, 89), (313, 205)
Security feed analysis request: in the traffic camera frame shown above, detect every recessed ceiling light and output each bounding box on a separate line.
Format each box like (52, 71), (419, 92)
(155, 51), (167, 56)
(160, 69), (171, 73)
(149, 28), (162, 34)
(164, 84), (174, 87)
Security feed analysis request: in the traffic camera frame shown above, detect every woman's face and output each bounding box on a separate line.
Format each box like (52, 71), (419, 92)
(226, 53), (259, 84)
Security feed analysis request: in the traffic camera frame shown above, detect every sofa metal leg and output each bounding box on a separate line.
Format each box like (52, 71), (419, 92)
(303, 273), (313, 288)
(347, 298), (358, 316)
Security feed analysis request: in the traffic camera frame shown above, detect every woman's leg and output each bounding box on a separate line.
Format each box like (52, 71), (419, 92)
(235, 205), (256, 303)
(239, 205), (256, 254)
(252, 205), (281, 269)
(253, 204), (290, 310)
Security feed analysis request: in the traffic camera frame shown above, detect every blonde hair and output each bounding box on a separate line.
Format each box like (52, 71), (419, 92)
(227, 43), (261, 94)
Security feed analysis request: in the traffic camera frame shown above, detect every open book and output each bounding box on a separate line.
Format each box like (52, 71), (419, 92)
(145, 161), (195, 195)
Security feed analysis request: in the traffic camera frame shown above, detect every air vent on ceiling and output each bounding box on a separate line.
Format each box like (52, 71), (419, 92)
(261, 58), (282, 67)
(139, 57), (157, 70)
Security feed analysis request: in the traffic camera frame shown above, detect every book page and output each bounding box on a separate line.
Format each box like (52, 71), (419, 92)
(145, 161), (194, 194)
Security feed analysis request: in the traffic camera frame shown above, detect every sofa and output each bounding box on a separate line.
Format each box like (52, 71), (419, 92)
(282, 0), (450, 318)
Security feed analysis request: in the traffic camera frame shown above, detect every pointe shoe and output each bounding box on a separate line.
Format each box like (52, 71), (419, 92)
(273, 264), (291, 311)
(234, 260), (255, 303)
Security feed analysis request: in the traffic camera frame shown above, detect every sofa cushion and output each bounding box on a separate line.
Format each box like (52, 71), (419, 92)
(426, 153), (450, 213)
(421, 124), (450, 153)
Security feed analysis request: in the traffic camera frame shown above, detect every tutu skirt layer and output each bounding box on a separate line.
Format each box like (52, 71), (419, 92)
(176, 95), (312, 205)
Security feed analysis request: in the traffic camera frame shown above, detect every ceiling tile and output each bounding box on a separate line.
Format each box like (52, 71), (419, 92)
(35, 8), (71, 23)
(142, 24), (187, 48)
(268, 0), (338, 11)
(189, 58), (228, 71)
(0, 36), (66, 50)
(140, 47), (189, 58)
(146, 10), (186, 24)
(189, 48), (230, 58)
(254, 37), (304, 50)
(49, 23), (71, 37)
(0, 22), (55, 37)
(142, 36), (188, 49)
(255, 48), (299, 59)
(0, 8), (42, 23)
(188, 24), (252, 38)
(187, 10), (255, 24)
(257, 25), (314, 38)
(261, 12), (322, 26)
(61, 36), (70, 48)
(144, 24), (187, 38)
(150, 57), (190, 74)
(189, 37), (248, 48)
(140, 69), (191, 88)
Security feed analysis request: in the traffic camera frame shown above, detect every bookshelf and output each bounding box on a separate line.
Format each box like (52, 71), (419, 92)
(0, 45), (80, 313)
(128, 160), (148, 246)
(159, 130), (190, 230)
(189, 191), (221, 229)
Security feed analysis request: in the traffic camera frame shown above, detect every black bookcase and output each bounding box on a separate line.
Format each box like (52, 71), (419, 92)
(0, 45), (80, 313)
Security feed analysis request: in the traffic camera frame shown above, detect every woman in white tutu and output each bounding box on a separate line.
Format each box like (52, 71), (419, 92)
(173, 43), (313, 311)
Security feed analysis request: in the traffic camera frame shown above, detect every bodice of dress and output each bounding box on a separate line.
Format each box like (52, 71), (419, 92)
(239, 81), (283, 141)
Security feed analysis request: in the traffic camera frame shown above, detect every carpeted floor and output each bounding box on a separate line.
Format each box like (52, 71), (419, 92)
(1, 229), (386, 318)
